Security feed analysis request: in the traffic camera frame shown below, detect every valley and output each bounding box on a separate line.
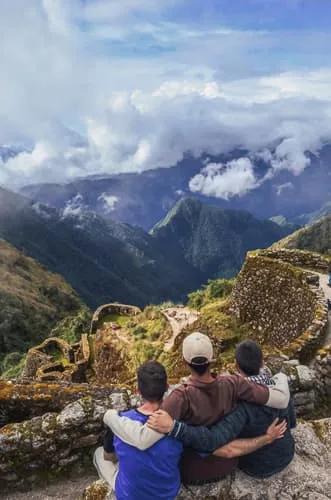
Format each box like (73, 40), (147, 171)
(21, 145), (331, 231)
(0, 187), (294, 370)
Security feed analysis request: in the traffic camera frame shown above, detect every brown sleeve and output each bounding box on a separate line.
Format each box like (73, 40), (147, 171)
(229, 374), (269, 405)
(160, 387), (189, 420)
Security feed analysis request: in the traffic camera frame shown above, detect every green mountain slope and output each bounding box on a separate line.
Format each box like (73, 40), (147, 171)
(0, 189), (296, 324)
(151, 198), (294, 279)
(0, 238), (84, 360)
(272, 213), (331, 254)
(0, 187), (198, 309)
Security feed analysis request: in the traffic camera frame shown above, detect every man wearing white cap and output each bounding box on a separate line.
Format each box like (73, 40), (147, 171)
(104, 332), (289, 485)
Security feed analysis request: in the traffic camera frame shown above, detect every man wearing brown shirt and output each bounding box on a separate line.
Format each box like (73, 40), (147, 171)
(105, 332), (289, 484)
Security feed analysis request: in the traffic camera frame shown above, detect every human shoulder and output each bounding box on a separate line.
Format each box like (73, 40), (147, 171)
(217, 372), (269, 405)
(120, 409), (140, 418)
(161, 384), (190, 420)
(216, 372), (241, 387)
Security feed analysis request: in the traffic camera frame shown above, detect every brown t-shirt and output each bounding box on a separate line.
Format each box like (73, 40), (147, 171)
(161, 373), (269, 483)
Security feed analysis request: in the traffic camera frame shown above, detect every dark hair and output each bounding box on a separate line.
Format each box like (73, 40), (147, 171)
(137, 361), (167, 402)
(235, 340), (263, 376)
(188, 356), (210, 376)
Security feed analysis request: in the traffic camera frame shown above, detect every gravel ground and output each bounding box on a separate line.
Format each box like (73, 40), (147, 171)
(0, 473), (98, 500)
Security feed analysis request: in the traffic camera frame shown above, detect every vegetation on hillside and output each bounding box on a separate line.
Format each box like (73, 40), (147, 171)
(0, 239), (84, 373)
(160, 295), (253, 382)
(0, 187), (199, 309)
(92, 277), (258, 384)
(273, 213), (331, 254)
(49, 308), (92, 344)
(187, 278), (235, 309)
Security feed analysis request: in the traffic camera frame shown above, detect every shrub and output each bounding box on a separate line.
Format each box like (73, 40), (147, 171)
(187, 279), (235, 309)
(0, 352), (26, 379)
(50, 308), (92, 344)
(187, 289), (205, 309)
(150, 331), (160, 341)
(133, 326), (147, 336)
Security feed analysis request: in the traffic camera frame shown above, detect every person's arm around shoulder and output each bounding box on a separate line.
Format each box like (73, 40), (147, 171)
(102, 387), (188, 450)
(148, 404), (248, 453)
(232, 372), (290, 409)
(213, 417), (287, 459)
(103, 410), (163, 451)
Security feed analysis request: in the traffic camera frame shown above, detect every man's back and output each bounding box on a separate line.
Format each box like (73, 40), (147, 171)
(161, 373), (269, 483)
(237, 401), (296, 477)
(114, 409), (183, 500)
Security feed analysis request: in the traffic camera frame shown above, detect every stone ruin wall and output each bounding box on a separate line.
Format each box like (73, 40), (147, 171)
(260, 248), (331, 272)
(0, 381), (127, 427)
(22, 335), (90, 384)
(21, 302), (142, 385)
(270, 361), (318, 416)
(90, 303), (141, 334)
(1, 252), (330, 493)
(230, 255), (325, 352)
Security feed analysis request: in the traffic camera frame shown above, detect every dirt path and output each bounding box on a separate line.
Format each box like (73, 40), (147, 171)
(316, 273), (331, 346)
(1, 473), (98, 500)
(163, 307), (199, 351)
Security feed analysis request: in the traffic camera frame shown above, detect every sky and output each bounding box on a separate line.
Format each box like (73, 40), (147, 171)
(1, 0), (331, 194)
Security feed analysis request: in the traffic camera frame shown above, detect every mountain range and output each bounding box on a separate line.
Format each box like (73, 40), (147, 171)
(0, 187), (198, 309)
(0, 188), (292, 311)
(21, 145), (331, 230)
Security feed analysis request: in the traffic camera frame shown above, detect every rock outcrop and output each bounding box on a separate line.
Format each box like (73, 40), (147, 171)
(2, 246), (331, 498)
(265, 358), (318, 416)
(0, 390), (129, 492)
(314, 344), (331, 407)
(0, 380), (127, 427)
(83, 418), (331, 500)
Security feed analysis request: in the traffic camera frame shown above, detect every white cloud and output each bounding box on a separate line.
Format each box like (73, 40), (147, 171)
(1, 72), (331, 189)
(189, 158), (258, 199)
(97, 193), (119, 212)
(62, 194), (87, 217)
(276, 182), (293, 196)
(1, 1), (331, 194)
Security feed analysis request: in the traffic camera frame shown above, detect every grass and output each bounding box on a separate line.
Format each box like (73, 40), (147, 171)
(99, 313), (132, 327)
(0, 354), (26, 380)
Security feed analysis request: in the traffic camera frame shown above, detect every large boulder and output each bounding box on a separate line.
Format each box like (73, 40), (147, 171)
(0, 391), (130, 492)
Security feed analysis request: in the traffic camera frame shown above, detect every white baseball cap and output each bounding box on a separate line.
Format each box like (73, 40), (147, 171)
(182, 332), (213, 364)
